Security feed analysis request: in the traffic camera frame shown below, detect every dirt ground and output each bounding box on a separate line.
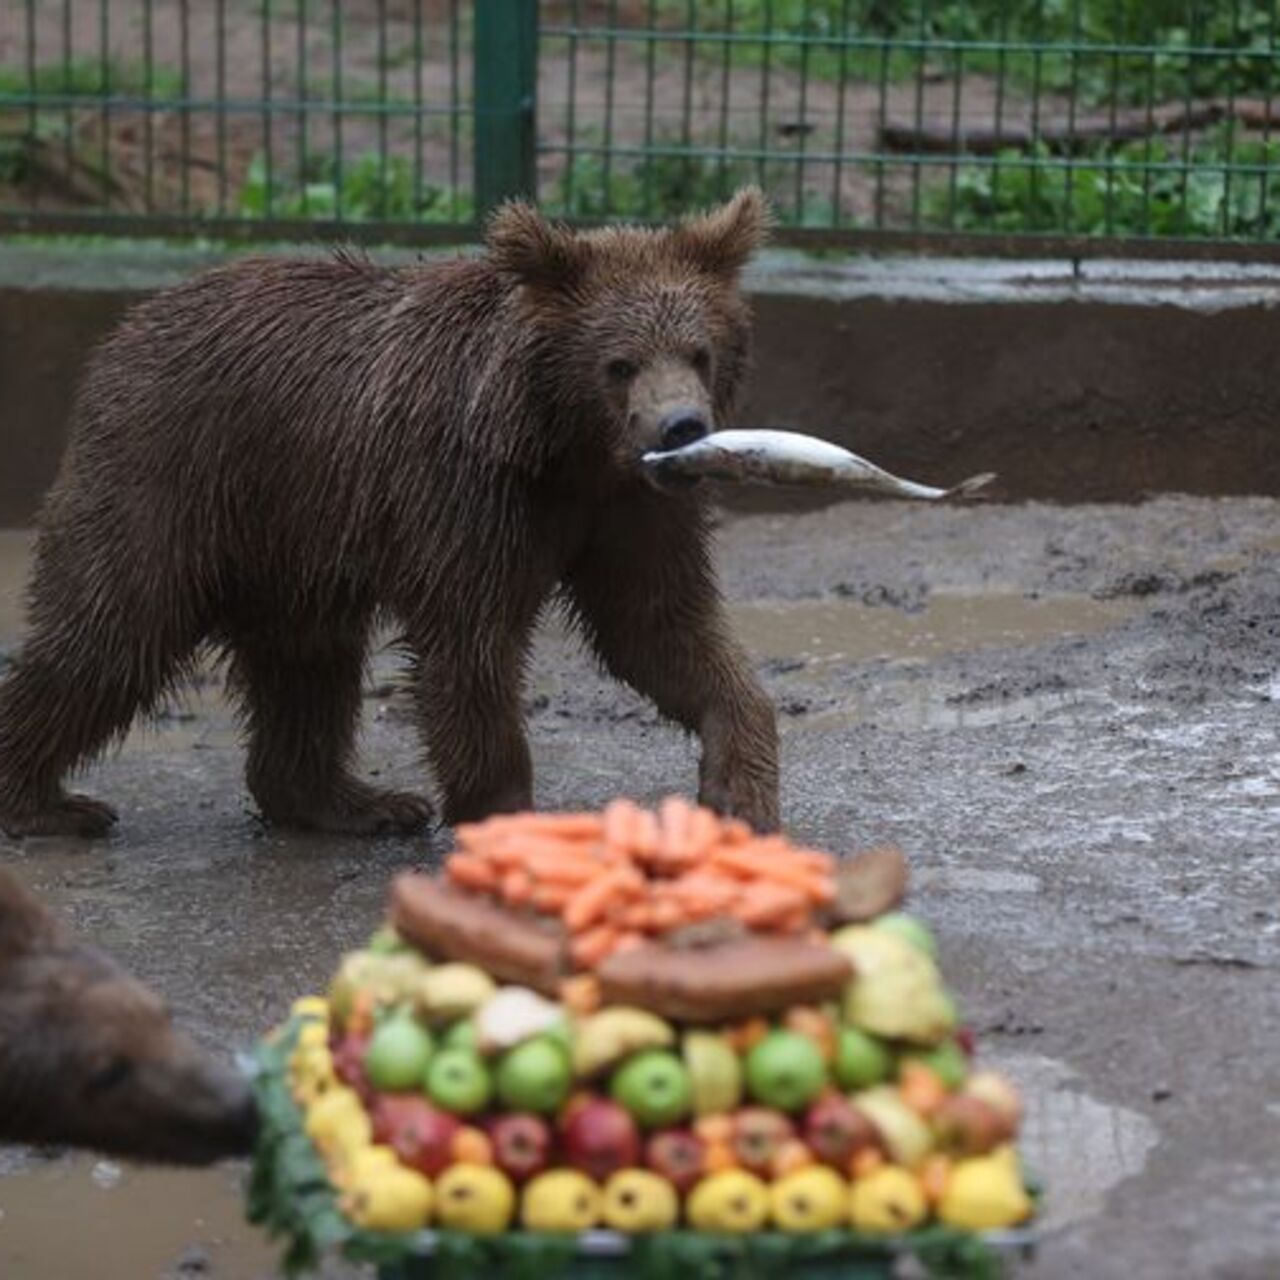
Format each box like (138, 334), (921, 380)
(1, 492), (1279, 1279)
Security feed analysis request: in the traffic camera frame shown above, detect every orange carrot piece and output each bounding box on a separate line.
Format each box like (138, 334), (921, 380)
(648, 898), (685, 933)
(559, 974), (602, 1017)
(523, 855), (599, 887)
(531, 883), (574, 913)
(710, 847), (835, 903)
(608, 931), (647, 956)
(500, 867), (534, 906)
(686, 804), (721, 860)
(733, 881), (808, 927)
(481, 812), (605, 839)
(716, 819), (752, 849)
(563, 869), (632, 932)
(657, 795), (697, 866)
(570, 923), (619, 969)
(447, 854), (500, 893)
(603, 798), (644, 853)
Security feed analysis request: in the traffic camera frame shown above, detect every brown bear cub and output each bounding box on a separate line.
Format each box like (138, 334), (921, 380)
(0, 868), (256, 1161)
(0, 189), (779, 839)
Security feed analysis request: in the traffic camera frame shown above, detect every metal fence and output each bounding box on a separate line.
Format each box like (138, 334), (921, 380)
(2, 1), (1279, 255)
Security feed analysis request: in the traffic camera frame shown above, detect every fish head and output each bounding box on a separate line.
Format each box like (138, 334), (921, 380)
(485, 188), (771, 479)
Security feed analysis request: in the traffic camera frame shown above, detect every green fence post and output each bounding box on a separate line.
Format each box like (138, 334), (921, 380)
(473, 0), (538, 219)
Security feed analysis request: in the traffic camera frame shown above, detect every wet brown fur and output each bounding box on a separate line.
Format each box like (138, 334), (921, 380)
(0, 869), (256, 1161)
(0, 189), (779, 837)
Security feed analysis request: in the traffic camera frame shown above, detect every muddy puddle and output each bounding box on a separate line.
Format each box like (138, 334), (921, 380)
(0, 1155), (274, 1279)
(729, 593), (1135, 667)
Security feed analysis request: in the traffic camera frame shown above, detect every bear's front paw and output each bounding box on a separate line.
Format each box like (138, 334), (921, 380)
(0, 792), (118, 840)
(698, 774), (779, 834)
(255, 778), (435, 836)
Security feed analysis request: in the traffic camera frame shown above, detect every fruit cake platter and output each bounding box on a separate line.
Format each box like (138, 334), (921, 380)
(248, 798), (1039, 1277)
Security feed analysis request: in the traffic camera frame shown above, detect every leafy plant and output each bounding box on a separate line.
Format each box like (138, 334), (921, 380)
(926, 130), (1280, 238)
(237, 150), (474, 223)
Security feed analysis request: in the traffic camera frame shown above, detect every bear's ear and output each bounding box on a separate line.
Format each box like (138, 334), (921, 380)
(673, 186), (772, 279)
(486, 200), (589, 294)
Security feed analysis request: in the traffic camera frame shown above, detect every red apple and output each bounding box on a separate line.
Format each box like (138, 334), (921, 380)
(370, 1095), (460, 1177)
(932, 1094), (1009, 1156)
(487, 1112), (554, 1183)
(332, 1032), (374, 1106)
(561, 1097), (640, 1181)
(731, 1106), (795, 1175)
(802, 1095), (881, 1168)
(644, 1128), (706, 1194)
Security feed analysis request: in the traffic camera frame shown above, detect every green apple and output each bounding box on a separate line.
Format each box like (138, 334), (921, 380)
(872, 912), (938, 959)
(425, 1047), (493, 1115)
(364, 1013), (435, 1092)
(900, 1038), (968, 1089)
(744, 1031), (827, 1113)
(496, 1037), (572, 1115)
(367, 924), (410, 955)
(610, 1051), (693, 1128)
(834, 1027), (894, 1090)
(442, 1019), (478, 1052)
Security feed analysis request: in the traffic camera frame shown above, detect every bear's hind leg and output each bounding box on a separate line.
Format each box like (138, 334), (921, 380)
(228, 622), (433, 836)
(0, 601), (198, 838)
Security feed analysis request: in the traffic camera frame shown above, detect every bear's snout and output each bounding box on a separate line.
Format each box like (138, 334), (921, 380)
(658, 408), (711, 452)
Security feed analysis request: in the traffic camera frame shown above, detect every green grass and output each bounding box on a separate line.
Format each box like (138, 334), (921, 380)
(0, 57), (183, 102)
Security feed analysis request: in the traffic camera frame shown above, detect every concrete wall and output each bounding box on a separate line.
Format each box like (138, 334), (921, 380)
(4, 246), (1280, 524)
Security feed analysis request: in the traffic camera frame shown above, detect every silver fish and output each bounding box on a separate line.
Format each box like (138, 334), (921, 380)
(642, 429), (996, 501)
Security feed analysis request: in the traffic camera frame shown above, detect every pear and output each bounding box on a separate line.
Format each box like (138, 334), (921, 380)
(572, 1007), (675, 1079)
(851, 1086), (935, 1167)
(831, 926), (955, 1045)
(416, 963), (497, 1023)
(937, 1145), (1033, 1230)
(682, 1030), (744, 1116)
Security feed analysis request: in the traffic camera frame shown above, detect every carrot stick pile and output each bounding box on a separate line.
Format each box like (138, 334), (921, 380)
(446, 797), (836, 970)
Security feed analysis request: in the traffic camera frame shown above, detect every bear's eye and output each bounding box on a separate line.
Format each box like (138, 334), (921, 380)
(606, 358), (638, 383)
(691, 347), (712, 374)
(86, 1056), (134, 1095)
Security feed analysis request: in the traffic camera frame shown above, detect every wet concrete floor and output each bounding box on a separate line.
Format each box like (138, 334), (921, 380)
(1, 496), (1278, 1279)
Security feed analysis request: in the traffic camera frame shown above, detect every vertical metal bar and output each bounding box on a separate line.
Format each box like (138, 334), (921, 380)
(946, 0), (965, 226)
(449, 0), (460, 218)
(332, 0), (344, 221)
(1028, 0), (1046, 220)
(909, 0), (931, 228)
(1259, 0), (1277, 230)
(24, 0), (37, 214)
(602, 0), (619, 214)
(831, 0), (851, 227)
(564, 0), (580, 212)
(991, 0), (1009, 215)
(794, 0), (813, 223)
(216, 0), (227, 215)
(681, 0), (695, 201)
(1139, 0), (1157, 232)
(62, 0), (74, 197)
(143, 0), (155, 211)
(180, 0), (191, 213)
(1221, 0), (1241, 235)
(378, 0), (389, 220)
(1103, 0), (1121, 235)
(1063, 0), (1083, 232)
(473, 0), (537, 217)
(99, 0), (111, 208)
(262, 0), (274, 218)
(873, 30), (889, 227)
(1177, 0), (1195, 228)
(757, 0), (773, 191)
(717, 0), (735, 199)
(413, 0), (424, 216)
(296, 0), (308, 215)
(641, 0), (658, 216)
